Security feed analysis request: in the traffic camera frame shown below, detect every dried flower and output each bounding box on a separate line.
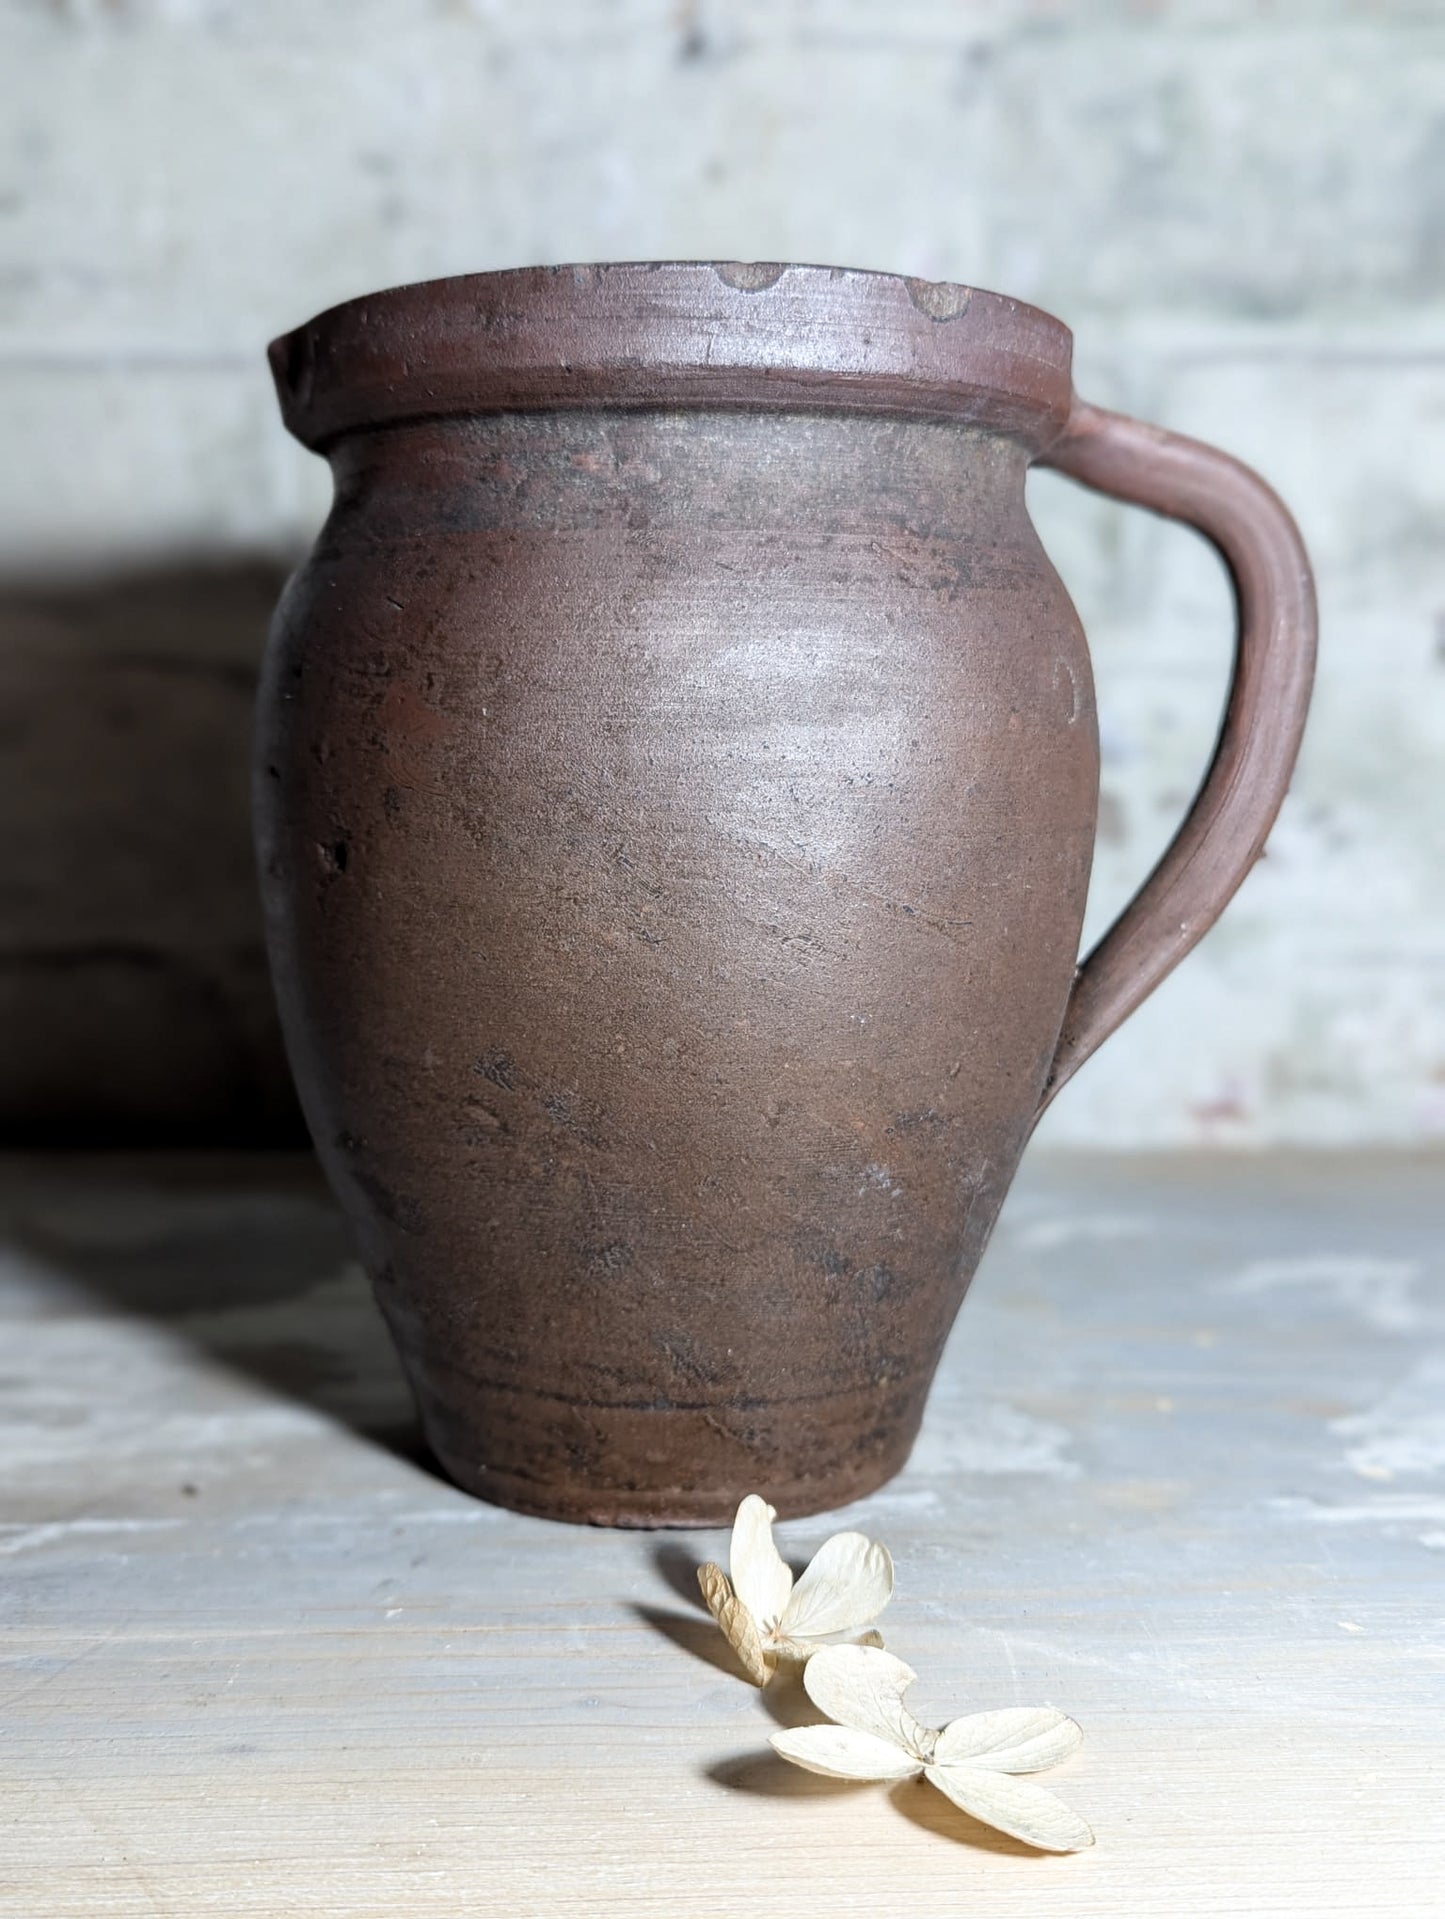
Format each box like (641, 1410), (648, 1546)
(697, 1494), (893, 1686)
(771, 1644), (1093, 1852)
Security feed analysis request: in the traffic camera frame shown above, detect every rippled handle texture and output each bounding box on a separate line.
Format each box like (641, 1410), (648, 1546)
(1034, 399), (1318, 1113)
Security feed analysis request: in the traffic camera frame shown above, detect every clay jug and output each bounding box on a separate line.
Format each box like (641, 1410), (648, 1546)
(257, 264), (1314, 1525)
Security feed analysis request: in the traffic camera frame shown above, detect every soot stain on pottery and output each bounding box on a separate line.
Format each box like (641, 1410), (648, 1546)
(473, 1051), (520, 1093)
(350, 1167), (428, 1238)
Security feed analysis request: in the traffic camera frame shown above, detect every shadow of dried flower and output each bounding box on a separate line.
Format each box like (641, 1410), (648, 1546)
(707, 1751), (872, 1797)
(887, 1778), (1054, 1857)
(630, 1604), (741, 1679)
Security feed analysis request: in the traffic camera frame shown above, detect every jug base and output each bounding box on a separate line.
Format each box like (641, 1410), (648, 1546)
(422, 1436), (919, 1530)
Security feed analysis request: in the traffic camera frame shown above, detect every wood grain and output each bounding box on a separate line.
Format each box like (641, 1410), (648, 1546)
(1, 1153), (1440, 1916)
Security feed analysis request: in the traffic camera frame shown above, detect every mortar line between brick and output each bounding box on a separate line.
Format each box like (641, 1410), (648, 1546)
(0, 354), (256, 372)
(1157, 346), (1445, 370)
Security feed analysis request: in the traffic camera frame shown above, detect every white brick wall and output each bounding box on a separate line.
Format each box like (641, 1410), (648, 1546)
(2, 0), (1442, 1142)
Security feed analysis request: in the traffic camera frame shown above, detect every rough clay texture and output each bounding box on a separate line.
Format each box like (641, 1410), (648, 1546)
(256, 297), (1099, 1520)
(253, 261), (1315, 1520)
(1, 1), (1442, 1148)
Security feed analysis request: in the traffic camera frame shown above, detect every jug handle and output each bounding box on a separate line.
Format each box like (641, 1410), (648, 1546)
(1032, 399), (1317, 1116)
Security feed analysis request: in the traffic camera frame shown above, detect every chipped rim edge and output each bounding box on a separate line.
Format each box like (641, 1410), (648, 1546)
(268, 261), (1076, 453)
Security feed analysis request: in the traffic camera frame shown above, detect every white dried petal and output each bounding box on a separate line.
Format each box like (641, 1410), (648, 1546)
(698, 1561), (771, 1686)
(934, 1707), (1084, 1774)
(771, 1725), (922, 1783)
(801, 1644), (934, 1760)
(729, 1495), (794, 1628)
(924, 1764), (1094, 1852)
(781, 1532), (893, 1639)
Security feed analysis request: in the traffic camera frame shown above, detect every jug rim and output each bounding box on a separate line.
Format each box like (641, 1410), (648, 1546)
(268, 261), (1075, 454)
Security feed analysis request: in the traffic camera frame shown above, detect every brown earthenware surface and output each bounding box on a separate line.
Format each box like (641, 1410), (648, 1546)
(256, 398), (1096, 1524)
(258, 263), (1314, 1524)
(269, 261), (1074, 451)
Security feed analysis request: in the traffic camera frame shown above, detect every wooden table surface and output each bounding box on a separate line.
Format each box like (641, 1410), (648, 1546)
(2, 1152), (1440, 1917)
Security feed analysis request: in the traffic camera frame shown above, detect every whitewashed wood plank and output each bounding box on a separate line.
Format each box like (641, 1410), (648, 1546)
(1, 1154), (1441, 1915)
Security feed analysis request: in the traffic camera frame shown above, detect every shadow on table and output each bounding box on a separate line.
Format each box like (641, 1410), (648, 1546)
(0, 1155), (442, 1477)
(708, 1748), (869, 1795)
(632, 1542), (750, 1681)
(887, 1779), (1051, 1856)
(633, 1607), (821, 1720)
(706, 1736), (1043, 1853)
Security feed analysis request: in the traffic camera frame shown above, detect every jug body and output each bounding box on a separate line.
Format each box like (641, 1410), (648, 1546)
(258, 264), (1314, 1524)
(256, 381), (1096, 1523)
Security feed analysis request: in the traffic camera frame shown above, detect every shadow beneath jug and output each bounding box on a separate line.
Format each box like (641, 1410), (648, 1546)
(0, 1151), (440, 1478)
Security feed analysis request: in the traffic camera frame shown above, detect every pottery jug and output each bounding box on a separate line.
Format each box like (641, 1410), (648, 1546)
(257, 264), (1315, 1525)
